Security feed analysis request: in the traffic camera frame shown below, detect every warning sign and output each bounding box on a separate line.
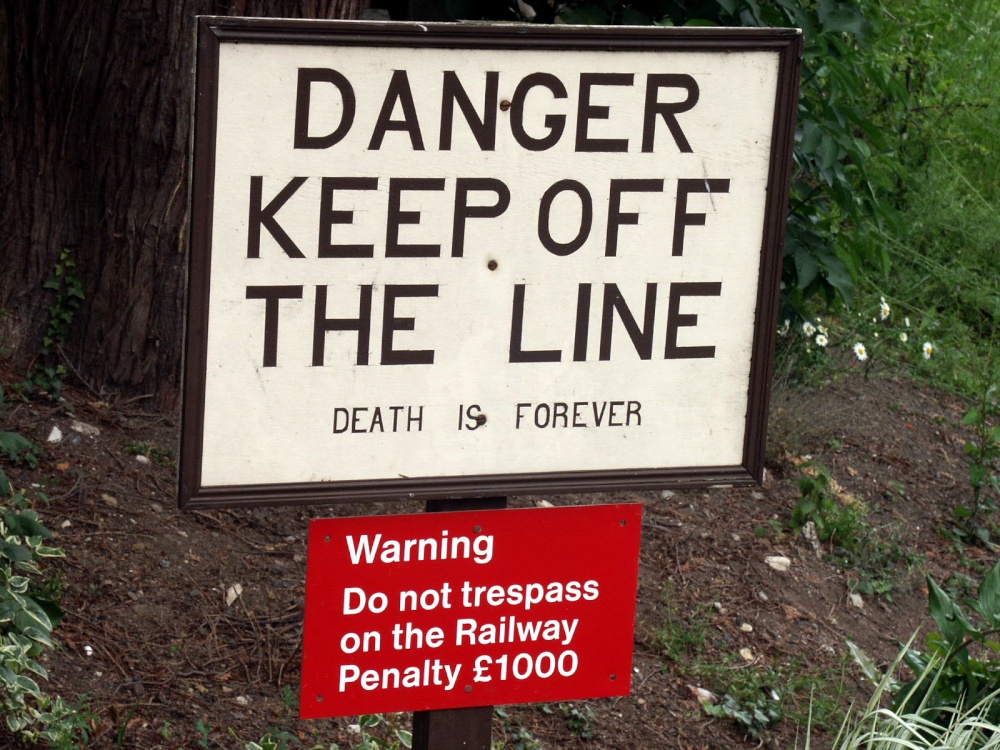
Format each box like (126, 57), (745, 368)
(300, 504), (642, 716)
(181, 19), (802, 508)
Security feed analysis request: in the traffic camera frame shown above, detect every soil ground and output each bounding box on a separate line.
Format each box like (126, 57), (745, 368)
(0, 366), (993, 749)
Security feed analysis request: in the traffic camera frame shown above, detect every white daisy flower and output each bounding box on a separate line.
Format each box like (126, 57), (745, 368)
(815, 334), (829, 347)
(899, 332), (908, 343)
(879, 298), (890, 321)
(853, 342), (868, 361)
(923, 341), (934, 359)
(802, 321), (816, 336)
(904, 316), (910, 327)
(778, 319), (790, 336)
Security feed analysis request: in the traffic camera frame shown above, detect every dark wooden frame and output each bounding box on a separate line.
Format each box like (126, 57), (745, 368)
(181, 18), (803, 510)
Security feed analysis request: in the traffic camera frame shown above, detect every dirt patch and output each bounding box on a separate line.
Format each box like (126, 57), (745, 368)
(0, 370), (986, 749)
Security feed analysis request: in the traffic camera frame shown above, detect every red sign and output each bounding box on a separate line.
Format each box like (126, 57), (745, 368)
(300, 504), (642, 718)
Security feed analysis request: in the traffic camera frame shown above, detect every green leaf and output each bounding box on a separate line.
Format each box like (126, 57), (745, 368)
(0, 540), (33, 564)
(13, 596), (53, 634)
(818, 7), (866, 37)
(0, 431), (36, 464)
(3, 510), (53, 540)
(927, 575), (973, 648)
(963, 408), (982, 425)
(846, 640), (882, 683)
(13, 673), (42, 699)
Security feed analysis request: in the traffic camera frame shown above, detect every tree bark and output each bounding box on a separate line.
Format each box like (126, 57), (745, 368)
(0, 0), (365, 409)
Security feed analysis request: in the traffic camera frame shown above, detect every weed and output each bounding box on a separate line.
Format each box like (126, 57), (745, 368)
(25, 248), (84, 398)
(541, 702), (596, 740)
(495, 708), (545, 750)
(849, 561), (1000, 740)
(195, 719), (212, 748)
(125, 440), (176, 467)
(0, 430), (42, 470)
(791, 462), (921, 599)
(279, 683), (298, 722)
(951, 385), (1000, 547)
(703, 689), (782, 738)
(658, 584), (849, 738)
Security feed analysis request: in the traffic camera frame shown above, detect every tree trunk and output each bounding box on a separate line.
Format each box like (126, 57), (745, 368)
(0, 0), (366, 410)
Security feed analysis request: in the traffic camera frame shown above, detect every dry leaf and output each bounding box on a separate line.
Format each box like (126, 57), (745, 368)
(225, 583), (243, 607)
(780, 604), (802, 620)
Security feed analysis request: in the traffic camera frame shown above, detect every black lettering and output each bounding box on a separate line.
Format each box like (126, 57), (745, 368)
(386, 178), (446, 257)
(572, 402), (586, 427)
(575, 73), (633, 153)
(389, 406), (405, 430)
(318, 177), (378, 258)
(665, 282), (722, 359)
(407, 406), (424, 431)
(552, 402), (569, 427)
(509, 73), (568, 151)
(599, 283), (657, 360)
(452, 178), (510, 257)
(245, 285), (303, 367)
(312, 284), (373, 366)
(333, 407), (350, 433)
(672, 178), (730, 256)
(352, 407), (368, 433)
(381, 285), (438, 365)
(627, 400), (642, 425)
(606, 179), (664, 256)
(573, 283), (591, 361)
(369, 70), (424, 150)
(592, 401), (608, 426)
(538, 179), (592, 256)
(642, 74), (699, 153)
(608, 401), (624, 427)
(294, 68), (356, 149)
(509, 285), (561, 363)
(440, 71), (499, 150)
(247, 176), (307, 259)
(460, 404), (484, 431)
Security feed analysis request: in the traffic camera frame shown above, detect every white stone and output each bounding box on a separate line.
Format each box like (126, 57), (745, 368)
(47, 426), (63, 443)
(765, 555), (791, 572)
(70, 419), (100, 437)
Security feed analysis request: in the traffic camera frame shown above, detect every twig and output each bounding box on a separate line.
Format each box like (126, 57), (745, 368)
(56, 345), (104, 400)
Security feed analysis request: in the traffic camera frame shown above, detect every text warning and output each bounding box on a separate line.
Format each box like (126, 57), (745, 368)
(182, 20), (802, 508)
(300, 503), (643, 716)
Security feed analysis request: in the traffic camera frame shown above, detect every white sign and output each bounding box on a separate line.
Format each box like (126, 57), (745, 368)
(181, 19), (802, 508)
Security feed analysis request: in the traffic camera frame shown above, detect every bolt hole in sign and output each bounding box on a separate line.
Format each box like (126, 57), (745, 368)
(301, 504), (642, 717)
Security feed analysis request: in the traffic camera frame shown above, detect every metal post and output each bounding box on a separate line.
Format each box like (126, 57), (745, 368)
(411, 496), (507, 750)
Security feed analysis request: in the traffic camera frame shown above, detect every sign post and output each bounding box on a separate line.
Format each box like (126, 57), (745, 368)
(183, 17), (802, 748)
(414, 496), (507, 750)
